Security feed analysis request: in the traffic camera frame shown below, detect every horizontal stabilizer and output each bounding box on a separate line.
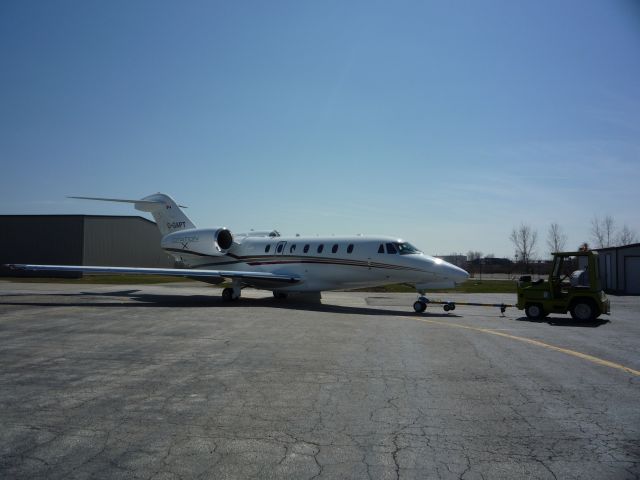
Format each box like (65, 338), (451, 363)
(68, 196), (187, 208)
(68, 193), (193, 234)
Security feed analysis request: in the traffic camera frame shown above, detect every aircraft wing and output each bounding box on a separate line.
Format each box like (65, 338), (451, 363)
(4, 264), (301, 286)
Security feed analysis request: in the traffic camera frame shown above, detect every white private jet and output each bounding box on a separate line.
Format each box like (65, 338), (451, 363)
(7, 193), (469, 312)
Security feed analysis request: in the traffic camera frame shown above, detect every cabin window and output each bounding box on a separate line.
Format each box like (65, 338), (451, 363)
(277, 244), (284, 253)
(386, 243), (397, 254)
(378, 244), (384, 254)
(347, 244), (354, 254)
(290, 244), (296, 253)
(332, 244), (339, 254)
(265, 244), (271, 253)
(317, 244), (324, 253)
(303, 244), (310, 253)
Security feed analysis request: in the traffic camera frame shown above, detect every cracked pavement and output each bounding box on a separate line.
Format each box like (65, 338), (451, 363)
(0, 282), (639, 479)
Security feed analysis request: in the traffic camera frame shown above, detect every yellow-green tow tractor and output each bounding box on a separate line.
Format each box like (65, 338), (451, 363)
(516, 250), (611, 321)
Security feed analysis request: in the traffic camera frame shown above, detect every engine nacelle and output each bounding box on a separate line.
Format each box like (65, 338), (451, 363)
(161, 227), (234, 256)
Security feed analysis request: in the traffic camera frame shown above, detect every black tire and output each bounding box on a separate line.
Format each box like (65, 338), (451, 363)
(570, 299), (597, 321)
(413, 301), (427, 313)
(525, 303), (544, 320)
(222, 287), (234, 301)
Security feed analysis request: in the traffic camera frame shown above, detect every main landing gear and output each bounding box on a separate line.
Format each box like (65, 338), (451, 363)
(221, 280), (242, 301)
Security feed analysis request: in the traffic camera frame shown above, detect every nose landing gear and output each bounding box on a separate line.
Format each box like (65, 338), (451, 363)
(413, 298), (428, 313)
(413, 295), (457, 314)
(413, 295), (431, 313)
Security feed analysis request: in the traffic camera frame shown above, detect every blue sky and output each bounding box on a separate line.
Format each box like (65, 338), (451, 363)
(1, 1), (639, 258)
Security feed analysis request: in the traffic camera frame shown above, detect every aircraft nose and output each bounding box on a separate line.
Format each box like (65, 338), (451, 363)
(415, 257), (469, 291)
(446, 263), (470, 283)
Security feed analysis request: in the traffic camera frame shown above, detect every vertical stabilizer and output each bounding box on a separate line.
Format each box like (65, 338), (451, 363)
(68, 193), (196, 235)
(136, 193), (196, 235)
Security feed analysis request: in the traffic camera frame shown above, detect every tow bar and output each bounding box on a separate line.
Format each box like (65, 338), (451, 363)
(415, 296), (514, 316)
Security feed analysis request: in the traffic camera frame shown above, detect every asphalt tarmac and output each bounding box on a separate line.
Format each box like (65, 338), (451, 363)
(0, 281), (638, 479)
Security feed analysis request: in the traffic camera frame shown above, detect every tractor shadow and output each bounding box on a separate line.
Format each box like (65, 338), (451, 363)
(514, 315), (610, 328)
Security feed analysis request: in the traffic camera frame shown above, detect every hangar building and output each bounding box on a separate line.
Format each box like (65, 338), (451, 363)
(596, 243), (640, 295)
(0, 215), (174, 277)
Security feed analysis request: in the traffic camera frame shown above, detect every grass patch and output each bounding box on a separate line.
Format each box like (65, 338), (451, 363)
(443, 280), (517, 294)
(353, 280), (517, 294)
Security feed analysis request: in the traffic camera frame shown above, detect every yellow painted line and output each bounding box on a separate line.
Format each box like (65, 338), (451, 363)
(412, 317), (640, 377)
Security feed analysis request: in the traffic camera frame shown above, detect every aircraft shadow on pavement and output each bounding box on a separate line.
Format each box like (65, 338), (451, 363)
(514, 315), (610, 328)
(0, 290), (458, 318)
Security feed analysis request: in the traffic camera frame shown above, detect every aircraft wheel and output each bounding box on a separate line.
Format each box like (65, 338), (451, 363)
(222, 287), (235, 301)
(570, 299), (596, 321)
(413, 300), (427, 313)
(443, 303), (455, 312)
(524, 303), (544, 320)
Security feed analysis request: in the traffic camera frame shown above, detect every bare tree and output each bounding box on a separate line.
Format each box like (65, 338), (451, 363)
(510, 224), (538, 266)
(591, 215), (615, 248)
(591, 215), (637, 247)
(617, 225), (639, 246)
(466, 251), (483, 262)
(547, 222), (567, 255)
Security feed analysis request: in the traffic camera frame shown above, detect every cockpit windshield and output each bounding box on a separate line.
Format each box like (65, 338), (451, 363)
(395, 242), (422, 255)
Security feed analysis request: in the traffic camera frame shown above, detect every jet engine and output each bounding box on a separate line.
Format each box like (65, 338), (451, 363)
(161, 227), (234, 256)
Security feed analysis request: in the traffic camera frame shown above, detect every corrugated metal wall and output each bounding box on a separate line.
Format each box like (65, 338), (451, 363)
(0, 216), (85, 277)
(597, 244), (640, 294)
(625, 256), (640, 295)
(1, 215), (174, 277)
(83, 216), (173, 267)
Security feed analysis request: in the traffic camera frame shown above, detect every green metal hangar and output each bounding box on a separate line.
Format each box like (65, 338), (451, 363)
(0, 215), (174, 277)
(596, 243), (640, 295)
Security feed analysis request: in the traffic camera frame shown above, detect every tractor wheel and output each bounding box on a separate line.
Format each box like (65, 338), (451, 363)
(525, 303), (544, 320)
(570, 299), (597, 321)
